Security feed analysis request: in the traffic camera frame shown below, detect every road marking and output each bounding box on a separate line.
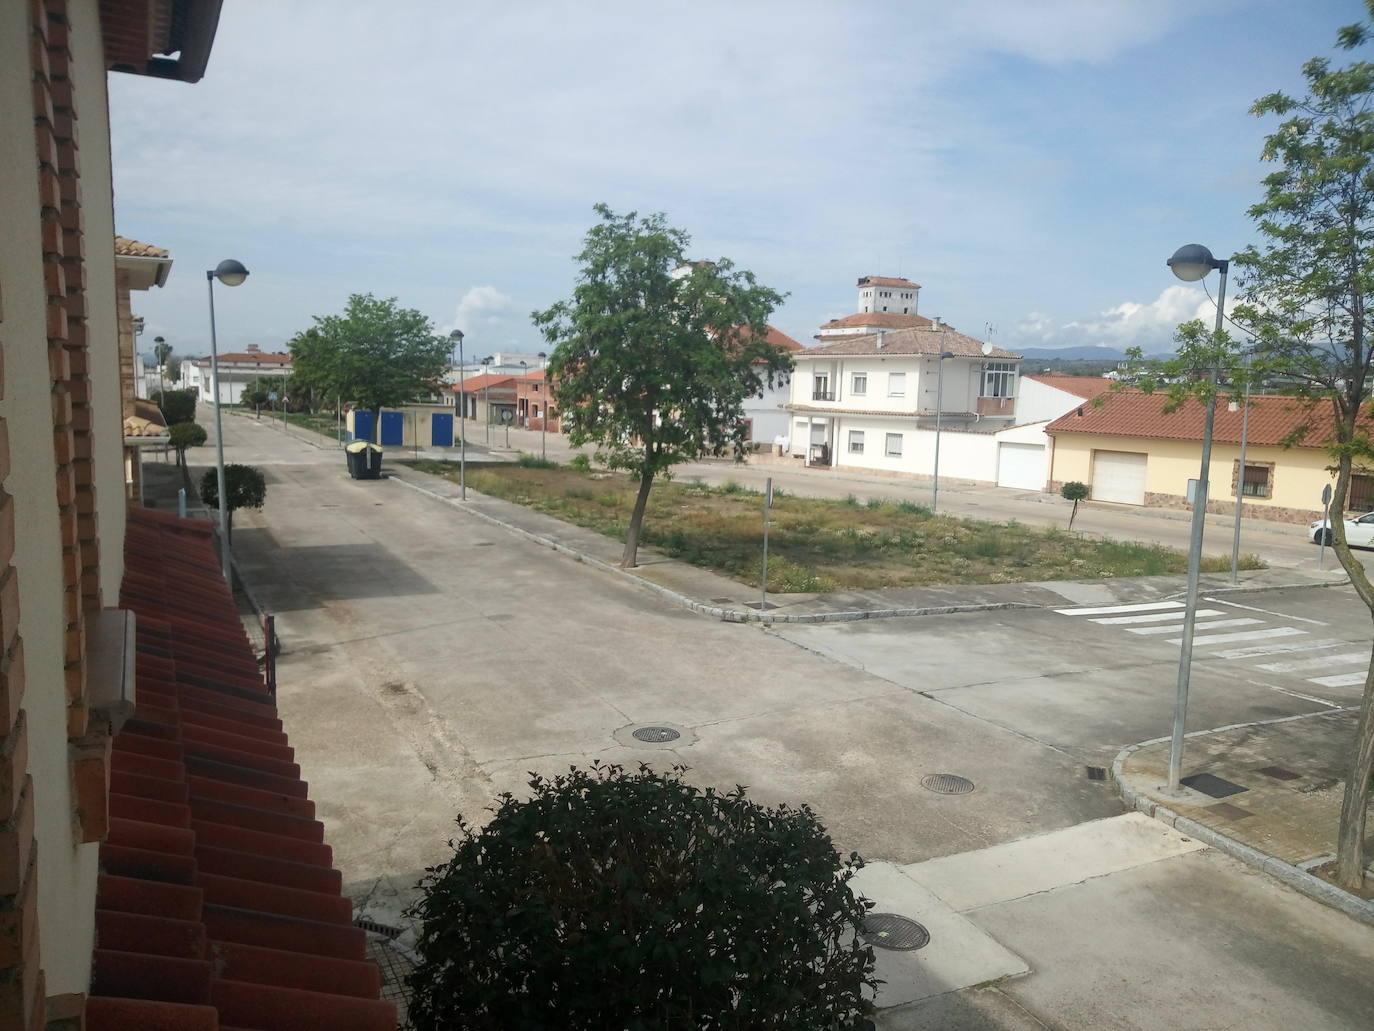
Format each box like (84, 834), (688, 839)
(1257, 651), (1367, 673)
(1211, 638), (1349, 660)
(1252, 681), (1342, 706)
(1091, 609), (1224, 625)
(1054, 601), (1184, 616)
(1129, 617), (1261, 636)
(1308, 671), (1367, 688)
(1171, 626), (1308, 646)
(1204, 597), (1328, 626)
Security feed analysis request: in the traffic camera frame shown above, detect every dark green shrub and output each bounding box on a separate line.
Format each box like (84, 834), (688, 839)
(842, 493), (859, 507)
(569, 453), (592, 472)
(167, 422), (207, 467)
(199, 464), (266, 539)
(1061, 481), (1089, 529)
(151, 388), (197, 426)
(517, 453), (558, 469)
(406, 763), (876, 1031)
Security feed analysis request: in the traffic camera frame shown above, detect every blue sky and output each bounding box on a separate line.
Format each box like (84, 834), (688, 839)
(108, 0), (1366, 360)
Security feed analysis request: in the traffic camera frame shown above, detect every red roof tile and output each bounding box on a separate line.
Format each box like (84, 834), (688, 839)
(1024, 374), (1115, 401)
(1046, 390), (1351, 448)
(115, 235), (169, 258)
(820, 312), (933, 331)
(87, 508), (395, 1031)
(451, 373), (516, 391)
(192, 352), (292, 366)
(800, 325), (1020, 360)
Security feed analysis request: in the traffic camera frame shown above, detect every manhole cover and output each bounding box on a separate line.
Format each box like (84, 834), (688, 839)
(632, 726), (681, 743)
(860, 913), (930, 951)
(1180, 773), (1247, 798)
(921, 773), (974, 794)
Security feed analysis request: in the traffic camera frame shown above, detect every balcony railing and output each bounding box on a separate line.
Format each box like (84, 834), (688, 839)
(812, 390), (836, 402)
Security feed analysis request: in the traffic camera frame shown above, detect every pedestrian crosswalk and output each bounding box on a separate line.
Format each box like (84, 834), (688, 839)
(1053, 599), (1368, 696)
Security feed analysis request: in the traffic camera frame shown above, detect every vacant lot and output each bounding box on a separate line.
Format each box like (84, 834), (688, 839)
(406, 459), (1261, 591)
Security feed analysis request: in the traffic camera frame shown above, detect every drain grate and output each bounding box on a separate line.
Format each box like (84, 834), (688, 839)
(355, 917), (403, 940)
(1180, 773), (1248, 798)
(860, 913), (930, 951)
(1085, 766), (1107, 781)
(632, 726), (681, 743)
(710, 597), (735, 605)
(1256, 765), (1300, 782)
(921, 773), (975, 795)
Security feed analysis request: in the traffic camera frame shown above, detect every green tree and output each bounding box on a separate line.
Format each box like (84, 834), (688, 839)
(241, 378), (271, 418)
(288, 295), (447, 443)
(151, 388), (197, 426)
(164, 354), (182, 385)
(1227, 3), (1374, 891)
(532, 205), (791, 567)
(1061, 481), (1089, 530)
(199, 464), (266, 540)
(152, 337), (173, 369)
(405, 763), (876, 1031)
(167, 422), (206, 467)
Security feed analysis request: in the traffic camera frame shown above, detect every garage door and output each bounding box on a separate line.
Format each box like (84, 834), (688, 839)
(997, 442), (1045, 490)
(1091, 450), (1147, 505)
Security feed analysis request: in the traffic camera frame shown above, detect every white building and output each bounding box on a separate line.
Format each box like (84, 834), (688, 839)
(744, 325), (804, 448)
(185, 344), (293, 405)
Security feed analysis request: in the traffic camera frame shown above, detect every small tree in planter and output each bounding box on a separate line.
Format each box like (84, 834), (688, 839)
(151, 388), (198, 426)
(406, 762), (877, 1031)
(167, 422), (207, 467)
(199, 464), (266, 540)
(1061, 481), (1089, 530)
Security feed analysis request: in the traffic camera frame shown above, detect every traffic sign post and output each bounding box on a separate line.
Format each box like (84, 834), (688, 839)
(1320, 484), (1333, 569)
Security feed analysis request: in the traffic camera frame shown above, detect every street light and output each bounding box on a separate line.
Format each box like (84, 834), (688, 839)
(205, 258), (250, 580)
(1165, 242), (1230, 793)
(931, 351), (955, 513)
(537, 351), (548, 460)
(520, 360), (529, 429)
(154, 335), (167, 399)
(481, 356), (493, 443)
(1230, 348), (1253, 584)
(449, 329), (466, 500)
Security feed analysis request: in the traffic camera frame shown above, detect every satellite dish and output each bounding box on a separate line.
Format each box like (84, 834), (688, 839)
(981, 342), (993, 356)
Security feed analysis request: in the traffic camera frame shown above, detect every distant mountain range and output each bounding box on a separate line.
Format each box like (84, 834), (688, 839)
(1013, 345), (1172, 361)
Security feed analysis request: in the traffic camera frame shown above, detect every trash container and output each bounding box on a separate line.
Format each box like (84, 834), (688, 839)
(345, 440), (383, 479)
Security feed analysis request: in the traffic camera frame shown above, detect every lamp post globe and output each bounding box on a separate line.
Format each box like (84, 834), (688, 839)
(1167, 244), (1216, 283)
(204, 258), (251, 581)
(449, 330), (467, 500)
(211, 259), (250, 287)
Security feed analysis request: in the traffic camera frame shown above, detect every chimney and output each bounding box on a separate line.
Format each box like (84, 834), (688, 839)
(876, 331), (887, 350)
(246, 343), (261, 352)
(932, 317), (943, 329)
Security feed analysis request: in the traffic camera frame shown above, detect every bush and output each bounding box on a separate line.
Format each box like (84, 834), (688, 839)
(151, 388), (197, 426)
(1061, 481), (1089, 530)
(569, 453), (592, 472)
(167, 422), (207, 467)
(516, 453), (558, 469)
(199, 464), (266, 539)
(406, 763), (876, 1031)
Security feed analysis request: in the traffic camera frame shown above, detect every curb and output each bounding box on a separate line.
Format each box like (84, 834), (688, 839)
(387, 473), (1039, 625)
(1110, 713), (1374, 928)
(386, 469), (1348, 626)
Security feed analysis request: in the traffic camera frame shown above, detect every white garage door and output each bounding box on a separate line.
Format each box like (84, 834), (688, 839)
(1091, 450), (1147, 505)
(997, 443), (1045, 490)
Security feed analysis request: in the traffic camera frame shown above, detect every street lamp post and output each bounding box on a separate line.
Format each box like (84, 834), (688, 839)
(931, 351), (955, 513)
(205, 258), (250, 580)
(450, 329), (466, 500)
(482, 356), (492, 443)
(154, 335), (167, 399)
(537, 351), (548, 460)
(519, 360), (528, 429)
(1230, 348), (1252, 584)
(1165, 242), (1229, 792)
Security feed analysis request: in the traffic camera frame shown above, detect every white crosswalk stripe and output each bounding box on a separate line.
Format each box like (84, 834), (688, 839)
(1091, 609), (1224, 625)
(1054, 602), (1183, 616)
(1129, 617), (1260, 636)
(1257, 651), (1367, 674)
(1170, 626), (1308, 646)
(1212, 638), (1349, 660)
(1309, 671), (1367, 688)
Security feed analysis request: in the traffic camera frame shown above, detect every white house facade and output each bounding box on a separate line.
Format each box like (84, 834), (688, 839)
(185, 345), (293, 405)
(743, 325), (804, 448)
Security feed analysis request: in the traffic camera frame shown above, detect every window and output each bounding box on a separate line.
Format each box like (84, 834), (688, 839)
(812, 373), (833, 402)
(982, 361), (1016, 398)
(848, 430), (864, 454)
(1241, 464), (1270, 497)
(1351, 474), (1374, 511)
(888, 373), (905, 397)
(885, 433), (903, 457)
(851, 372), (867, 395)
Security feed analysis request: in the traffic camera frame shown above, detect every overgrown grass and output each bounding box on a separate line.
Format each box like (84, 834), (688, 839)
(401, 460), (1265, 592)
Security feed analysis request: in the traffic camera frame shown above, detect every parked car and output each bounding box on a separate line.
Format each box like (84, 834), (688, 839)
(1308, 511), (1374, 547)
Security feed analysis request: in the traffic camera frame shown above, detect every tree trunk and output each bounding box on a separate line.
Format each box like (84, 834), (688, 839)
(1328, 438), (1374, 890)
(1069, 499), (1079, 531)
(370, 406), (382, 445)
(621, 470), (655, 568)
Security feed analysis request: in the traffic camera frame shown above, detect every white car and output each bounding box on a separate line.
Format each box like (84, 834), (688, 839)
(1308, 511), (1374, 547)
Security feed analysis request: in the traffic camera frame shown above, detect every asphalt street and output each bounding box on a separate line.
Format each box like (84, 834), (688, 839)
(193, 409), (1374, 1029)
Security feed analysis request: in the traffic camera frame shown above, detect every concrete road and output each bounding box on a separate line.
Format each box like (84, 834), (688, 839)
(197, 410), (1374, 1029)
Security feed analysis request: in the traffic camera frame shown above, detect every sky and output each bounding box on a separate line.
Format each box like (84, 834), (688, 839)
(108, 0), (1368, 361)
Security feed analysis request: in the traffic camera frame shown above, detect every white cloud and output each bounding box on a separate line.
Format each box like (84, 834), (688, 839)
(1011, 285), (1232, 352)
(450, 286), (514, 332)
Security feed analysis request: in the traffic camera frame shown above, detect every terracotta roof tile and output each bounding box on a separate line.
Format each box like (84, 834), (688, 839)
(192, 352), (292, 366)
(820, 312), (933, 331)
(115, 235), (169, 257)
(1024, 374), (1115, 401)
(1046, 390), (1354, 448)
(799, 325), (1020, 360)
(451, 373), (516, 391)
(87, 509), (396, 1031)
(758, 325), (804, 352)
(858, 275), (921, 289)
